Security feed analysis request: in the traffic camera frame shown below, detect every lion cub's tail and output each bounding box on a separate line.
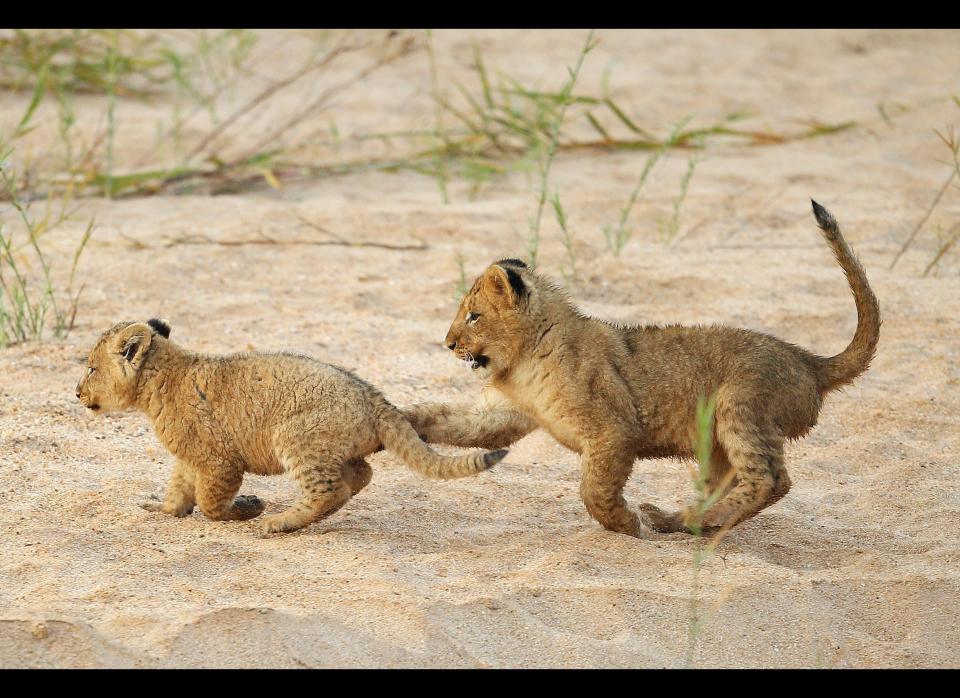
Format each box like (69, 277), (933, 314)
(374, 401), (506, 479)
(811, 200), (881, 393)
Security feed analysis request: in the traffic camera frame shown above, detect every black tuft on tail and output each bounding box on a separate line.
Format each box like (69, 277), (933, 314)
(484, 449), (508, 468)
(811, 200), (838, 233)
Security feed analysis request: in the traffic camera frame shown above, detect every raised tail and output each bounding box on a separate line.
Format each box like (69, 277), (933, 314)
(374, 400), (506, 479)
(811, 200), (881, 393)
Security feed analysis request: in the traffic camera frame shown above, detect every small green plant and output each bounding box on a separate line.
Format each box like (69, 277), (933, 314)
(103, 47), (119, 198)
(891, 122), (960, 272)
(659, 139), (703, 244)
(684, 393), (737, 667)
(0, 148), (94, 346)
(525, 30), (597, 267)
(923, 221), (960, 277)
(550, 191), (577, 287)
(0, 30), (172, 96)
(425, 30), (450, 204)
(603, 115), (692, 255)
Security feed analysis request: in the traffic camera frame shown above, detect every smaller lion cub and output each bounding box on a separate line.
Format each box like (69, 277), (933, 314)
(76, 320), (506, 534)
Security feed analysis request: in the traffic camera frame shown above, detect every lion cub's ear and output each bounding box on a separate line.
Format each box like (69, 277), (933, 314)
(114, 322), (154, 366)
(481, 264), (527, 306)
(146, 318), (171, 338)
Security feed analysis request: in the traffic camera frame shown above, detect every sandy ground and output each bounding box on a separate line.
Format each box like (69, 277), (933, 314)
(1, 29), (959, 668)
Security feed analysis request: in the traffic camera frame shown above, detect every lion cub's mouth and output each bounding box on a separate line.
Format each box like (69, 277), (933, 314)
(455, 348), (489, 371)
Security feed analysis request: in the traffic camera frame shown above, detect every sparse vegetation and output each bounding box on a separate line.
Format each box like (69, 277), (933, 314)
(0, 30), (416, 201)
(414, 53), (853, 202)
(684, 393), (737, 667)
(603, 116), (691, 255)
(659, 139), (703, 245)
(550, 191), (577, 287)
(0, 28), (859, 214)
(891, 123), (960, 275)
(524, 30), (596, 268)
(923, 221), (960, 277)
(0, 146), (93, 347)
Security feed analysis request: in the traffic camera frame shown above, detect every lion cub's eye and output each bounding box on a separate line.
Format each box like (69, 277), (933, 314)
(87, 367), (96, 376)
(467, 312), (480, 325)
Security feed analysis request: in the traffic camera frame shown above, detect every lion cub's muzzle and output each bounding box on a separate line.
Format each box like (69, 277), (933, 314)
(76, 383), (100, 411)
(448, 341), (489, 371)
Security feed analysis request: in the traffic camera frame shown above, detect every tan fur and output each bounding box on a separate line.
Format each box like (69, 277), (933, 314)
(76, 321), (506, 534)
(403, 202), (880, 537)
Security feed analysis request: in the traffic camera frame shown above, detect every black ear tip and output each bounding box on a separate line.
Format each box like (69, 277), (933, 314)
(503, 267), (527, 300)
(146, 318), (171, 338)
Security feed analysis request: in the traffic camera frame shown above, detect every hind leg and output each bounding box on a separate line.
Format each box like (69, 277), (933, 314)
(766, 459), (792, 507)
(693, 413), (786, 532)
(342, 458), (373, 496)
(708, 447), (739, 495)
(261, 451), (352, 534)
(640, 449), (739, 533)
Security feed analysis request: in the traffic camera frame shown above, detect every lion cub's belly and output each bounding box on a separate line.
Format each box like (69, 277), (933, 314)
(244, 452), (283, 476)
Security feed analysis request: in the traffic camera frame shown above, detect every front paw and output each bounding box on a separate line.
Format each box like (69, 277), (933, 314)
(141, 498), (195, 518)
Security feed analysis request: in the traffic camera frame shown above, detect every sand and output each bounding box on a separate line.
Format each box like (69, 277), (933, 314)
(1, 29), (959, 668)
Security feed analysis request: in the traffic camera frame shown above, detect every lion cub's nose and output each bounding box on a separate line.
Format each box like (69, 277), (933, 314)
(446, 341), (456, 350)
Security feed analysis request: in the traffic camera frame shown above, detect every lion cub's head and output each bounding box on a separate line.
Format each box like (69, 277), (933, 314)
(445, 258), (544, 379)
(76, 318), (171, 413)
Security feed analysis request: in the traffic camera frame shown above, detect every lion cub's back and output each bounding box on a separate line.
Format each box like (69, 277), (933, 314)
(237, 350), (377, 403)
(221, 351), (383, 436)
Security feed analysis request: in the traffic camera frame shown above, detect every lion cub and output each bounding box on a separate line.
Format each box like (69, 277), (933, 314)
(403, 201), (880, 537)
(76, 320), (506, 534)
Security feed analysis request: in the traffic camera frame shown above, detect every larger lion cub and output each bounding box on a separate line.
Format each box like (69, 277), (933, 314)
(76, 320), (506, 534)
(404, 201), (880, 537)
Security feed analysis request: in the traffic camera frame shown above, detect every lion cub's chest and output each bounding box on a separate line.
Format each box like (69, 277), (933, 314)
(500, 370), (585, 454)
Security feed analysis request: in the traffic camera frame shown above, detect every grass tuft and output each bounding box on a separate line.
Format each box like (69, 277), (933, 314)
(659, 138), (703, 244)
(604, 115), (692, 255)
(550, 191), (577, 287)
(0, 142), (94, 346)
(684, 393), (738, 667)
(890, 124), (960, 272)
(525, 30), (596, 268)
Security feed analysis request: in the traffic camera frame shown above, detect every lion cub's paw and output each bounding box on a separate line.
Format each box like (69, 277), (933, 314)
(638, 502), (685, 533)
(232, 494), (266, 520)
(259, 514), (299, 535)
(141, 497), (195, 518)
